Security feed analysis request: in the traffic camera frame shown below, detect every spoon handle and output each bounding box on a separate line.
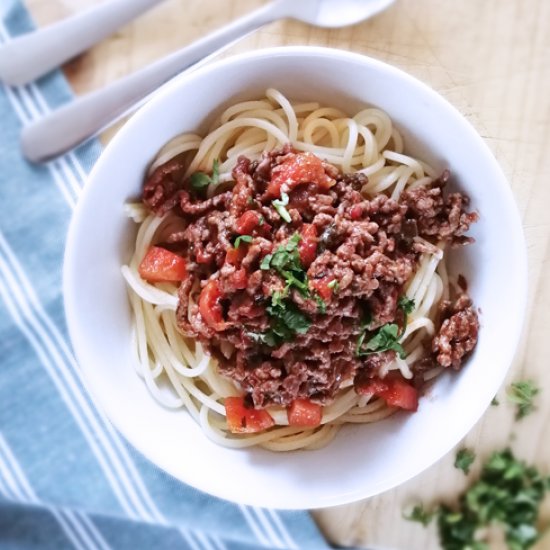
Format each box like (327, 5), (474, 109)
(0, 0), (166, 86)
(21, 0), (292, 164)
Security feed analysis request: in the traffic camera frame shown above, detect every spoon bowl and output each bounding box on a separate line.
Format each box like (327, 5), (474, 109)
(290, 0), (395, 28)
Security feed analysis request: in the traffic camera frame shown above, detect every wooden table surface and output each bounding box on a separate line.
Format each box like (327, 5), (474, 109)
(24, 0), (550, 548)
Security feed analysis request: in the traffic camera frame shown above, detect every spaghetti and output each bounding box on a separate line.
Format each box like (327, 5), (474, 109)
(122, 88), (479, 451)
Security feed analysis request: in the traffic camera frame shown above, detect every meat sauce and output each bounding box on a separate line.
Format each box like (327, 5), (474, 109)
(141, 146), (479, 409)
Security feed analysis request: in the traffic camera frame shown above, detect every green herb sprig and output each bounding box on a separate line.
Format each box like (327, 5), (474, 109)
(403, 504), (436, 527)
(356, 323), (406, 359)
(398, 296), (415, 333)
(405, 449), (550, 550)
(455, 448), (476, 474)
(190, 159), (220, 192)
(234, 235), (253, 249)
(272, 192), (292, 223)
(247, 290), (311, 348)
(507, 380), (540, 420)
(355, 296), (414, 359)
(251, 233), (331, 346)
(260, 234), (308, 296)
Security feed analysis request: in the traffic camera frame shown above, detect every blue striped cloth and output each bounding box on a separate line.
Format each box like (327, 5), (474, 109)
(0, 2), (334, 549)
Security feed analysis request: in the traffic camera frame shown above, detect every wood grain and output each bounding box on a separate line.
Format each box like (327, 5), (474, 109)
(23, 0), (550, 547)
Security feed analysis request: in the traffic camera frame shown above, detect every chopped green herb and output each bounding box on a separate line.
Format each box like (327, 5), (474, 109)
(260, 234), (309, 296)
(408, 449), (550, 550)
(212, 158), (219, 181)
(314, 295), (326, 314)
(255, 234), (322, 345)
(190, 159), (220, 191)
(356, 331), (368, 357)
(260, 254), (272, 271)
(327, 279), (340, 292)
(258, 215), (265, 225)
(272, 192), (292, 223)
(398, 296), (415, 314)
(403, 504), (435, 527)
(398, 296), (415, 334)
(357, 323), (406, 359)
(455, 448), (476, 474)
(507, 380), (539, 420)
(248, 289), (312, 348)
(190, 172), (210, 191)
(234, 235), (253, 249)
(268, 297), (311, 335)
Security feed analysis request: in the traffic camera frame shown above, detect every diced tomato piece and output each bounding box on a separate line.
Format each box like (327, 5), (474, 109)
(310, 276), (336, 301)
(198, 280), (227, 331)
(138, 246), (187, 283)
(378, 377), (419, 411)
(288, 399), (322, 427)
(230, 268), (248, 290)
(350, 204), (363, 220)
(195, 249), (211, 264)
(298, 223), (318, 267)
(356, 375), (418, 412)
(225, 245), (247, 265)
(235, 211), (264, 235)
(225, 396), (275, 433)
(267, 152), (334, 198)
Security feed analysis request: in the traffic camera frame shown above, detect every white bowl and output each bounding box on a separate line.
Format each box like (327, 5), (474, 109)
(64, 47), (527, 509)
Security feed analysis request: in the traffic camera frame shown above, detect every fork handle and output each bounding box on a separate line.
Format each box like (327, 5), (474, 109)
(21, 0), (293, 163)
(0, 0), (166, 86)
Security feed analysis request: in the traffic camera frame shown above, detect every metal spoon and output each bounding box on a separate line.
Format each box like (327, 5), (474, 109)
(21, 0), (395, 163)
(0, 0), (166, 86)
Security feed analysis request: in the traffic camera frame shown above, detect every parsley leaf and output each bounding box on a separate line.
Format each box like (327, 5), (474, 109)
(314, 295), (326, 314)
(455, 448), (476, 474)
(260, 234), (309, 296)
(507, 380), (539, 420)
(260, 254), (272, 270)
(211, 158), (220, 184)
(398, 296), (415, 314)
(357, 323), (406, 359)
(234, 235), (253, 249)
(409, 449), (550, 550)
(398, 296), (415, 334)
(403, 504), (435, 527)
(190, 159), (220, 191)
(190, 172), (211, 191)
(327, 279), (339, 292)
(272, 192), (292, 223)
(268, 299), (311, 335)
(247, 289), (312, 347)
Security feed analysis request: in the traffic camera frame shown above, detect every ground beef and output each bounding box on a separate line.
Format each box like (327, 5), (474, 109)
(143, 146), (480, 409)
(432, 294), (480, 369)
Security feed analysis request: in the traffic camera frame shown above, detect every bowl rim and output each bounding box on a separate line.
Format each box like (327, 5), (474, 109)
(64, 45), (528, 509)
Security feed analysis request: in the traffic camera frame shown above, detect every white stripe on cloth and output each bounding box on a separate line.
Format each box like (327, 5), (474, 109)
(247, 506), (298, 549)
(0, 81), (77, 208)
(0, 432), (112, 550)
(0, 17), (299, 550)
(0, 232), (167, 523)
(192, 530), (228, 550)
(239, 505), (274, 547)
(0, 22), (83, 207)
(72, 511), (113, 550)
(266, 508), (300, 549)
